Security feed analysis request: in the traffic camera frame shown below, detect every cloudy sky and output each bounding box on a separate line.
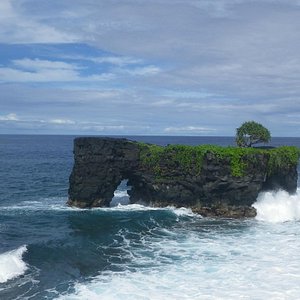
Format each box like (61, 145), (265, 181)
(1, 0), (300, 136)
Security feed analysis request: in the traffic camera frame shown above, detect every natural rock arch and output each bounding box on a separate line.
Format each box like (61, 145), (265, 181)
(68, 137), (298, 217)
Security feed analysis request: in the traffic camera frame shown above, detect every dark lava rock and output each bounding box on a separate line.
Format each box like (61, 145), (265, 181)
(68, 137), (298, 218)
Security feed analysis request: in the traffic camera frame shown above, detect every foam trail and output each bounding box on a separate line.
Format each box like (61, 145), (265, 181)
(0, 245), (28, 283)
(253, 188), (300, 223)
(99, 204), (199, 217)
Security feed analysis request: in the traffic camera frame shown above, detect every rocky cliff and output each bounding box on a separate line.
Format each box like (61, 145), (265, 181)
(68, 137), (299, 217)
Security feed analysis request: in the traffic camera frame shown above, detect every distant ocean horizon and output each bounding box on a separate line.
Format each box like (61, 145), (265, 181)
(2, 133), (300, 145)
(1, 135), (300, 299)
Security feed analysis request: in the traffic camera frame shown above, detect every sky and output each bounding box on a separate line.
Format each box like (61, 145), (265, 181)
(1, 0), (300, 136)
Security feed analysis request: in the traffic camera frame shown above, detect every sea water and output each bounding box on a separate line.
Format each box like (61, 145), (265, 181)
(0, 135), (300, 300)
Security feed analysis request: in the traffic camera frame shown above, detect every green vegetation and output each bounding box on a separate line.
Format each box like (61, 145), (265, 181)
(268, 146), (300, 175)
(236, 121), (271, 147)
(138, 142), (300, 178)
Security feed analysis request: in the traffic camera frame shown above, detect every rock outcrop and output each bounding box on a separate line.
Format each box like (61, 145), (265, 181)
(68, 137), (299, 217)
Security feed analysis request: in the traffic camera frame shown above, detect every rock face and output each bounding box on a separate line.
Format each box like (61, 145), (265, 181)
(68, 137), (298, 217)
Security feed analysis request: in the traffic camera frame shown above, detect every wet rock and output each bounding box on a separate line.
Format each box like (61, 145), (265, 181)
(68, 137), (298, 218)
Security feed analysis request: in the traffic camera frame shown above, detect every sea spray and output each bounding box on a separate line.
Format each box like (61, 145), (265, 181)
(253, 188), (300, 223)
(56, 214), (300, 300)
(0, 245), (28, 283)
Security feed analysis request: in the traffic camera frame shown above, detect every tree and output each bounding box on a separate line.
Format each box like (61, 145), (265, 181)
(236, 121), (271, 147)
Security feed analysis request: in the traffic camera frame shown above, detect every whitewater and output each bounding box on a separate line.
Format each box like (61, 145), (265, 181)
(1, 189), (300, 299)
(59, 189), (300, 300)
(0, 135), (300, 299)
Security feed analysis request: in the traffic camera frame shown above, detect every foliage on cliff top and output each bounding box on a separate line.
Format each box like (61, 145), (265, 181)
(138, 143), (300, 177)
(267, 146), (300, 174)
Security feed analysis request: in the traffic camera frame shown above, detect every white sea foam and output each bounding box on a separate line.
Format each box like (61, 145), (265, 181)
(110, 179), (132, 206)
(110, 190), (130, 206)
(98, 203), (198, 217)
(0, 245), (28, 283)
(0, 196), (200, 220)
(0, 198), (74, 212)
(114, 203), (193, 216)
(113, 190), (129, 198)
(57, 216), (300, 300)
(253, 188), (300, 223)
(170, 207), (199, 217)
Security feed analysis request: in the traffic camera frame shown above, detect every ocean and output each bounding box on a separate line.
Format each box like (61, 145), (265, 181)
(0, 135), (300, 300)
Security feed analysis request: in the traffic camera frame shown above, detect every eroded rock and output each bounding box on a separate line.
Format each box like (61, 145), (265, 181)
(68, 137), (299, 218)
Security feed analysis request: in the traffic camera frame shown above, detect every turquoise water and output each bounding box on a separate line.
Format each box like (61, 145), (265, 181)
(0, 135), (300, 299)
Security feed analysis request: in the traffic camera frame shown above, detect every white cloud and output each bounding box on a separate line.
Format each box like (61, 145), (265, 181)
(162, 90), (216, 99)
(150, 99), (175, 107)
(164, 126), (216, 133)
(92, 56), (143, 66)
(124, 66), (161, 76)
(49, 119), (75, 125)
(0, 56), (161, 83)
(0, 0), (76, 43)
(0, 114), (77, 126)
(0, 66), (78, 82)
(0, 113), (19, 121)
(1, 1), (300, 135)
(0, 58), (114, 83)
(56, 54), (143, 67)
(82, 125), (126, 132)
(13, 58), (80, 71)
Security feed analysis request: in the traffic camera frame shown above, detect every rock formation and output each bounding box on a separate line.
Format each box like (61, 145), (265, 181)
(68, 137), (299, 217)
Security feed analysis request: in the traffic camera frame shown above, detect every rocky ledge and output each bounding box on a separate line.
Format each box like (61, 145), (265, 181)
(68, 137), (299, 218)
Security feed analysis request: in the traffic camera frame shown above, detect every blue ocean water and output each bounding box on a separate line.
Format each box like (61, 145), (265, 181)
(0, 135), (300, 299)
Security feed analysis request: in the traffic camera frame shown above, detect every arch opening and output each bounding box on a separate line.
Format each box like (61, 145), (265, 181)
(110, 179), (132, 207)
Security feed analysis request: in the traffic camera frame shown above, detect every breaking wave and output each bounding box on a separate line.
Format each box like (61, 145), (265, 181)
(0, 245), (28, 283)
(253, 188), (300, 223)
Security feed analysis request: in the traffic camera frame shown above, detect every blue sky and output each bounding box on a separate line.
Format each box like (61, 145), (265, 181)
(1, 0), (300, 136)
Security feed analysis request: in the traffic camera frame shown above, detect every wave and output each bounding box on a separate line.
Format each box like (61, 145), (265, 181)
(110, 190), (130, 206)
(113, 190), (129, 198)
(0, 198), (73, 212)
(169, 207), (199, 217)
(97, 204), (200, 217)
(0, 245), (28, 283)
(253, 188), (300, 223)
(5, 187), (300, 224)
(0, 197), (200, 220)
(55, 212), (300, 300)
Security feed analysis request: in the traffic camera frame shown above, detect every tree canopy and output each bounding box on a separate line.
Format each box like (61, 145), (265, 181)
(236, 121), (271, 147)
